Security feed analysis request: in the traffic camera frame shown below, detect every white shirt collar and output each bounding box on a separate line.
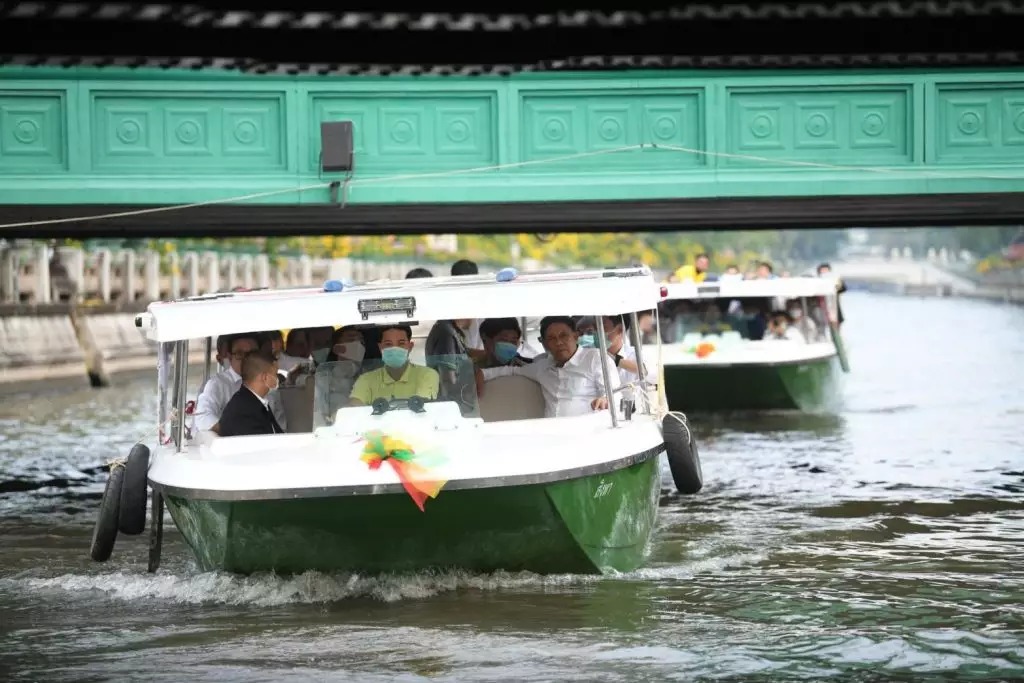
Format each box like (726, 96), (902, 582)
(246, 385), (269, 407)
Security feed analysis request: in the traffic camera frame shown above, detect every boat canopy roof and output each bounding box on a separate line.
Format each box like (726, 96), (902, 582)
(663, 276), (841, 301)
(138, 267), (660, 342)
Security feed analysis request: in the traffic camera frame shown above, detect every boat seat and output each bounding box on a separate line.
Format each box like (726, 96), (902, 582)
(479, 374), (546, 422)
(279, 381), (316, 433)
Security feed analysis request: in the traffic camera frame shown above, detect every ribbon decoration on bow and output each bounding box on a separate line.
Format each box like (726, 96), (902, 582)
(689, 341), (716, 358)
(360, 430), (447, 511)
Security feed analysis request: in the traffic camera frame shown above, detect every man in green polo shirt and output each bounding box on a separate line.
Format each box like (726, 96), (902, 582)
(348, 324), (440, 406)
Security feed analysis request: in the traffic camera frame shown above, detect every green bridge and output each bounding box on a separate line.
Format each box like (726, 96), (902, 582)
(1, 66), (1023, 234)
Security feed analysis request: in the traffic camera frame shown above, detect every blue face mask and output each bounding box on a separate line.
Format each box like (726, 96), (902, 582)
(494, 341), (519, 365)
(578, 334), (596, 348)
(381, 347), (409, 369)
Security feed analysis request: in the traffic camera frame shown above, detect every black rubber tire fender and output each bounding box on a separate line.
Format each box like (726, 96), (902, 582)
(118, 444), (151, 535)
(90, 464), (124, 562)
(662, 411), (704, 495)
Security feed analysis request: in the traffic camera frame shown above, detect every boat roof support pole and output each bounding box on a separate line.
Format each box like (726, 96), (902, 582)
(594, 318), (619, 428)
(800, 298), (811, 343)
(169, 341), (183, 450)
(200, 336), (212, 390)
(176, 340), (189, 452)
(157, 341), (171, 441)
(628, 311), (650, 414)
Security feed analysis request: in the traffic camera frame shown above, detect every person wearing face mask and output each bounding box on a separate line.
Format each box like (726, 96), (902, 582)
(424, 317), (484, 413)
(348, 325), (439, 406)
(601, 315), (657, 391)
(575, 317), (599, 349)
(217, 351), (285, 437)
(476, 316), (619, 417)
(785, 299), (819, 342)
(278, 328), (312, 374)
(315, 327), (367, 423)
(478, 317), (534, 368)
(766, 311), (806, 342)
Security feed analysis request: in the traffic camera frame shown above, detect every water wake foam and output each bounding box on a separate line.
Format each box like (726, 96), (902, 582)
(6, 568), (603, 606)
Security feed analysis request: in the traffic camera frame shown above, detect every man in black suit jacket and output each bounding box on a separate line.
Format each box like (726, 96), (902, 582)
(218, 350), (285, 437)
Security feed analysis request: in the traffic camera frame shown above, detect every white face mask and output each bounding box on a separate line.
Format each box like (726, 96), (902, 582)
(335, 340), (366, 363)
(789, 309), (803, 319)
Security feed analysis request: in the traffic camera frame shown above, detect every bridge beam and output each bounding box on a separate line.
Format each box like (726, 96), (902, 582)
(1, 66), (1024, 236)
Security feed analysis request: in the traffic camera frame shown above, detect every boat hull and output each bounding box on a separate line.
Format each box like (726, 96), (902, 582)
(663, 355), (841, 412)
(161, 452), (662, 575)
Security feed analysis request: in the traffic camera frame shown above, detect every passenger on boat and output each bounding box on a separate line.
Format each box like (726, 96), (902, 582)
(197, 335), (232, 394)
(786, 299), (820, 342)
(425, 317), (483, 412)
(477, 316), (619, 417)
(260, 329), (284, 360)
(817, 262), (847, 327)
(765, 311), (806, 342)
(738, 301), (768, 340)
(756, 262), (777, 280)
(636, 310), (656, 344)
(215, 335), (231, 372)
(258, 330), (288, 381)
(721, 265), (743, 282)
(314, 326), (367, 423)
(477, 317), (534, 368)
(576, 314), (656, 392)
(348, 324), (440, 406)
(217, 351), (284, 437)
(278, 328), (311, 374)
(309, 326), (335, 365)
(194, 333), (288, 434)
(673, 253), (718, 283)
(451, 259), (484, 350)
(696, 303), (734, 334)
(405, 267), (433, 279)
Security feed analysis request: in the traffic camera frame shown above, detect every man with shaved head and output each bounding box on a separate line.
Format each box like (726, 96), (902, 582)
(217, 350), (284, 437)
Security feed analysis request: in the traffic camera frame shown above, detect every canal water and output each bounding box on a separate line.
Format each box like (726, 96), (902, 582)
(1, 292), (1022, 681)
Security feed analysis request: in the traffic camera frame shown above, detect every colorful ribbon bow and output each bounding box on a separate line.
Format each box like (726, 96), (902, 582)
(360, 430), (447, 511)
(687, 341), (716, 358)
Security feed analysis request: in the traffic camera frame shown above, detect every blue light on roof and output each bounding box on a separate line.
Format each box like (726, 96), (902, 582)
(496, 267), (518, 283)
(323, 279), (344, 292)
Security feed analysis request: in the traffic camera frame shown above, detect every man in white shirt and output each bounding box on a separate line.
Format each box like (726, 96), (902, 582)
(478, 316), (619, 418)
(600, 315), (658, 390)
(194, 333), (288, 434)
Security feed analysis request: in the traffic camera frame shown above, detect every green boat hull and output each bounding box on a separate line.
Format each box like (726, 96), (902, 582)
(664, 355), (842, 413)
(162, 454), (662, 575)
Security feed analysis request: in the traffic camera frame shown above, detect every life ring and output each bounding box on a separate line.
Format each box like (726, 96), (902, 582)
(90, 464), (125, 562)
(662, 411), (703, 494)
(118, 444), (151, 535)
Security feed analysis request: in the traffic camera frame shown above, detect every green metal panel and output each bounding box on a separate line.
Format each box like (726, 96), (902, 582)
(0, 66), (1023, 206)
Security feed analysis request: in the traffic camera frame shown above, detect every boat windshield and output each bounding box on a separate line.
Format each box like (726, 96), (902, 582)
(311, 354), (480, 428)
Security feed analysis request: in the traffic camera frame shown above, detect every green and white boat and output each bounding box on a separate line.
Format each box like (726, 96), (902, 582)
(131, 267), (695, 576)
(648, 277), (850, 413)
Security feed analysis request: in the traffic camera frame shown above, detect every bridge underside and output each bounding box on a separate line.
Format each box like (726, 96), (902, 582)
(2, 4), (1024, 236)
(3, 194), (1024, 239)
